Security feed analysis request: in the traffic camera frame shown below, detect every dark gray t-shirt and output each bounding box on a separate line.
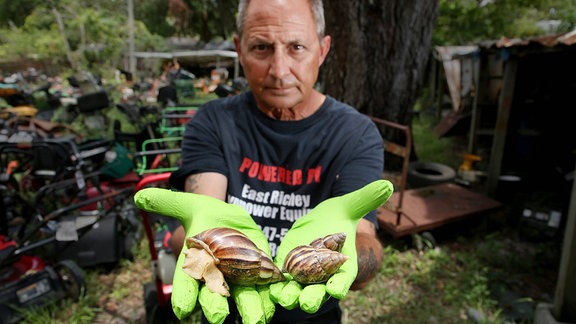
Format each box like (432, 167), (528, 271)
(170, 91), (383, 257)
(170, 91), (384, 322)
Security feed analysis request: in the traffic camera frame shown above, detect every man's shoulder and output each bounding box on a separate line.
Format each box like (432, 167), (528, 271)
(322, 96), (372, 123)
(194, 92), (254, 125)
(202, 91), (251, 112)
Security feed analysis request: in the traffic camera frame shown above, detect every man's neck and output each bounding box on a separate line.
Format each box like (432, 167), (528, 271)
(258, 92), (326, 121)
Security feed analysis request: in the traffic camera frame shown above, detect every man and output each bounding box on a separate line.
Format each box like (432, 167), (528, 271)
(169, 0), (384, 322)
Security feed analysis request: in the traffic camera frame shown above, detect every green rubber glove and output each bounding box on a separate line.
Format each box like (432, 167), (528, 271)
(134, 188), (275, 324)
(270, 179), (393, 313)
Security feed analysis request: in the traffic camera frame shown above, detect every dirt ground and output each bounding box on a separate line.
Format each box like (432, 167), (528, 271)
(91, 256), (151, 323)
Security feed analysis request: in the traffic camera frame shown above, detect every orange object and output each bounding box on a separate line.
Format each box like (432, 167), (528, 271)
(5, 106), (38, 118)
(6, 160), (18, 175)
(459, 154), (481, 172)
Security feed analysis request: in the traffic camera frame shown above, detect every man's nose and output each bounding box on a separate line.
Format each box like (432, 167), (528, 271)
(269, 50), (291, 78)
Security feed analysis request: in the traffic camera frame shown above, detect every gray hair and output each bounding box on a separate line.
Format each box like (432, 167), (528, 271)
(236, 0), (325, 40)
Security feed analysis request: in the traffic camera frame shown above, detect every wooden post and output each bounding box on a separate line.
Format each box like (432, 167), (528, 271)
(486, 55), (517, 197)
(553, 157), (576, 321)
(467, 53), (481, 154)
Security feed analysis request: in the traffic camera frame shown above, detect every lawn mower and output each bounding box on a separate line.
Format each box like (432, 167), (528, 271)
(135, 172), (180, 324)
(0, 133), (141, 322)
(0, 235), (86, 324)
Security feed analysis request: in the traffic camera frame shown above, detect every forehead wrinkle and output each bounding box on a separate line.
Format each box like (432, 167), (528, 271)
(247, 32), (306, 47)
(243, 2), (314, 42)
(245, 21), (313, 48)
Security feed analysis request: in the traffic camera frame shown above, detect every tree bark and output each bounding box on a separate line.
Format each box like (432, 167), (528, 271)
(322, 1), (439, 136)
(52, 7), (78, 70)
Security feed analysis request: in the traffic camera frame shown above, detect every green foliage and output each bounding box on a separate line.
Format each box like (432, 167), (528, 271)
(411, 114), (463, 169)
(556, 4), (576, 31)
(434, 0), (576, 45)
(0, 0), (168, 71)
(0, 0), (41, 28)
(135, 0), (174, 37)
(182, 0), (239, 42)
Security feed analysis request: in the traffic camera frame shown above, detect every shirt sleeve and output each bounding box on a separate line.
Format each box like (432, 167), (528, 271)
(169, 103), (229, 191)
(331, 115), (384, 227)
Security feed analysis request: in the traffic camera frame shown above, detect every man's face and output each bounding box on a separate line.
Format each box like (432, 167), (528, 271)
(235, 0), (330, 112)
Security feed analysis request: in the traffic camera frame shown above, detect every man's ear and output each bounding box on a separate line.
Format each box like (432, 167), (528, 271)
(234, 35), (242, 57)
(319, 35), (331, 66)
(234, 35), (244, 68)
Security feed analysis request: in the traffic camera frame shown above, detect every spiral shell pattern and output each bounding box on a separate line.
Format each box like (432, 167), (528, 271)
(283, 233), (349, 284)
(310, 232), (346, 251)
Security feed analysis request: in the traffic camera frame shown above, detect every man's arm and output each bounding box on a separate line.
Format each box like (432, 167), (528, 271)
(170, 172), (228, 256)
(184, 172), (228, 199)
(350, 218), (383, 290)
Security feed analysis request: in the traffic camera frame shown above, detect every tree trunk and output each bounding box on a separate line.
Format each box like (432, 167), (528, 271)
(52, 7), (78, 70)
(322, 0), (438, 137)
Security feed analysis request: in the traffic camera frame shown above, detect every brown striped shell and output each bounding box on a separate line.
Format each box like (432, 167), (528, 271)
(309, 232), (346, 251)
(186, 227), (285, 286)
(282, 233), (349, 284)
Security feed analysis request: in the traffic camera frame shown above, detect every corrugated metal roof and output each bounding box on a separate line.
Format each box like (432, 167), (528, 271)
(133, 50), (237, 60)
(479, 29), (576, 49)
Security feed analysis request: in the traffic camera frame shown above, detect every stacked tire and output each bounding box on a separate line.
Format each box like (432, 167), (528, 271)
(407, 161), (456, 188)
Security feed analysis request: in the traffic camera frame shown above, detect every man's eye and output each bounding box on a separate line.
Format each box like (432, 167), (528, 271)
(253, 44), (269, 51)
(292, 44), (305, 51)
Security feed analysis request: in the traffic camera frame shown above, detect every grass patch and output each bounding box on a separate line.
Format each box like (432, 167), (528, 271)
(411, 114), (465, 169)
(16, 234), (153, 323)
(341, 239), (504, 323)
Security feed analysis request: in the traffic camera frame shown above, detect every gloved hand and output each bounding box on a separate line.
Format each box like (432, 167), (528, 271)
(134, 188), (275, 324)
(270, 179), (393, 313)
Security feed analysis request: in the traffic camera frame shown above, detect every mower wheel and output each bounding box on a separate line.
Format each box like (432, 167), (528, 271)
(144, 282), (178, 324)
(55, 259), (86, 301)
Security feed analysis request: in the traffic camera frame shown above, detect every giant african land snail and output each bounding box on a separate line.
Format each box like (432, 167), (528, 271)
(183, 228), (349, 296)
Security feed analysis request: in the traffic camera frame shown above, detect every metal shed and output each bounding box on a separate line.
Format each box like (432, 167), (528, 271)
(429, 29), (576, 323)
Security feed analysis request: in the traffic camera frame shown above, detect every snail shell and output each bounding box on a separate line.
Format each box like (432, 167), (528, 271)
(186, 227), (285, 286)
(310, 232), (346, 251)
(283, 233), (349, 284)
